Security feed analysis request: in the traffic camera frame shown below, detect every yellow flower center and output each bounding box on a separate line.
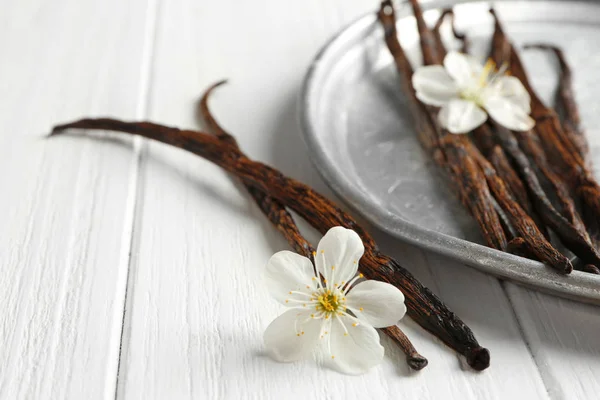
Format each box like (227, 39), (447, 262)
(311, 288), (347, 316)
(317, 291), (340, 313)
(460, 58), (509, 107)
(478, 58), (496, 87)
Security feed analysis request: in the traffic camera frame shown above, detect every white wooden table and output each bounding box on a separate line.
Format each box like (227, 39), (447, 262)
(2, 0), (600, 399)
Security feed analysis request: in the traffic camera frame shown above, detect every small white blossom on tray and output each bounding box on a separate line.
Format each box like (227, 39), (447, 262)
(412, 51), (535, 134)
(263, 226), (406, 375)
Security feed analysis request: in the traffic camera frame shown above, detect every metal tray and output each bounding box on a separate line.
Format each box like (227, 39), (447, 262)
(300, 0), (600, 304)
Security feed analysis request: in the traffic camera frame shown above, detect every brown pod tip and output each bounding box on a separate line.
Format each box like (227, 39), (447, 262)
(467, 347), (491, 371)
(560, 260), (574, 274)
(407, 354), (429, 371)
(583, 264), (600, 275)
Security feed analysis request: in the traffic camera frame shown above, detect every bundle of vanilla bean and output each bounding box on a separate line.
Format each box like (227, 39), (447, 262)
(379, 0), (600, 274)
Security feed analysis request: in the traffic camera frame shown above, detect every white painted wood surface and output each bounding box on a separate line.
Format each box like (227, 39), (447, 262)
(0, 0), (598, 399)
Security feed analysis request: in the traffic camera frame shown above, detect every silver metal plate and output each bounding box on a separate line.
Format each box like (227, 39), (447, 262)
(300, 0), (600, 303)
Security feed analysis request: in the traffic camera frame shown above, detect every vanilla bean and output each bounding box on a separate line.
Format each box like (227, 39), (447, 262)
(475, 130), (551, 239)
(408, 0), (440, 65)
(50, 118), (490, 370)
(523, 43), (599, 249)
(489, 9), (511, 66)
(527, 42), (599, 259)
(582, 264), (600, 275)
(198, 81), (315, 259)
(506, 237), (531, 258)
(382, 326), (429, 370)
(513, 129), (589, 238)
(487, 146), (529, 216)
(490, 9), (600, 225)
(523, 44), (589, 162)
(527, 44), (600, 247)
(465, 140), (572, 272)
(380, 0), (508, 251)
(488, 143), (551, 241)
(492, 123), (597, 266)
(198, 82), (427, 370)
(432, 8), (468, 54)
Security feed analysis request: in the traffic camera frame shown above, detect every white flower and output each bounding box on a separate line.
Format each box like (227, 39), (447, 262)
(412, 51), (535, 134)
(263, 226), (406, 375)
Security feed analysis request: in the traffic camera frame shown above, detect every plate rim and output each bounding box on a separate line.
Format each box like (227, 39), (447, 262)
(299, 0), (600, 304)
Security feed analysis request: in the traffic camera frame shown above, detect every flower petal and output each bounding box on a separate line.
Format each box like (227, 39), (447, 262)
(491, 76), (531, 112)
(412, 65), (459, 107)
(443, 51), (483, 87)
(324, 314), (384, 375)
(315, 227), (364, 290)
(484, 95), (536, 132)
(438, 98), (487, 134)
(265, 250), (317, 306)
(345, 280), (406, 328)
(264, 308), (323, 362)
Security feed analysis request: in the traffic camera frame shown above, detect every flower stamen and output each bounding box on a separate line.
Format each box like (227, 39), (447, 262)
(479, 58), (496, 87)
(290, 290), (313, 297)
(330, 264), (336, 290)
(284, 298), (318, 305)
(319, 250), (329, 289)
(335, 314), (350, 337)
(461, 58), (512, 107)
(343, 273), (363, 295)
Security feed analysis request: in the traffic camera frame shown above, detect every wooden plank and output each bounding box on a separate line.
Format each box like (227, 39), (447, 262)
(505, 284), (600, 399)
(116, 0), (549, 398)
(0, 0), (150, 398)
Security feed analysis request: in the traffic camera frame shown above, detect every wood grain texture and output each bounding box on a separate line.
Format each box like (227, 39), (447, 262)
(505, 284), (600, 399)
(0, 0), (150, 398)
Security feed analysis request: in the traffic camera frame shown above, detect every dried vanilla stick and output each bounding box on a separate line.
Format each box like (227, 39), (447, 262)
(197, 81), (427, 370)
